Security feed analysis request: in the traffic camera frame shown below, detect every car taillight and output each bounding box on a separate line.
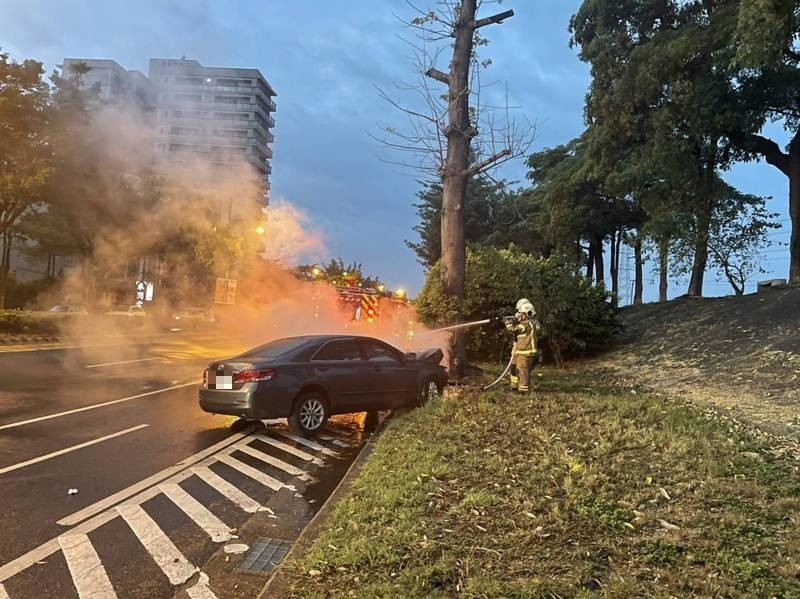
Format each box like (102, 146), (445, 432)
(233, 369), (275, 384)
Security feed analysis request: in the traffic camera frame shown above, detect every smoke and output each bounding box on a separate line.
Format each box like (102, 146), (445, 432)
(43, 97), (447, 366)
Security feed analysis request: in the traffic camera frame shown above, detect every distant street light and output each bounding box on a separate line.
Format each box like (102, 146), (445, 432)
(255, 225), (265, 235)
(311, 267), (321, 277)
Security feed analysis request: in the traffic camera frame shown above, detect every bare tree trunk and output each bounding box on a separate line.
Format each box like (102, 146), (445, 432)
(0, 232), (11, 309)
(659, 237), (669, 303)
(437, 3), (478, 375)
(610, 227), (618, 304)
(593, 234), (604, 287)
(634, 234), (643, 305)
(586, 241), (594, 279)
(688, 192), (712, 297)
(790, 136), (800, 284)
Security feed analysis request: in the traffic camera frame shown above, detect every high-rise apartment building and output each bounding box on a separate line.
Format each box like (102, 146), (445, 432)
(148, 58), (276, 202)
(60, 58), (157, 112)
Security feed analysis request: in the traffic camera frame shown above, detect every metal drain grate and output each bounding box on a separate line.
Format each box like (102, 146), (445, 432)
(238, 537), (293, 574)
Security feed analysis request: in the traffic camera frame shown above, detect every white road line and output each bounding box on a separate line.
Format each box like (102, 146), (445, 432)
(3, 431), (257, 583)
(0, 382), (196, 432)
(234, 443), (310, 479)
(276, 431), (341, 457)
(116, 504), (197, 585)
(58, 427), (256, 526)
(0, 583), (10, 599)
(215, 453), (285, 491)
(58, 534), (117, 599)
(159, 483), (231, 543)
(85, 357), (162, 369)
(317, 433), (351, 448)
(0, 425), (149, 476)
(191, 466), (262, 513)
(252, 433), (323, 464)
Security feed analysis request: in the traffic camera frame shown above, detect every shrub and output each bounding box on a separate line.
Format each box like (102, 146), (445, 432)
(0, 310), (63, 335)
(415, 244), (617, 364)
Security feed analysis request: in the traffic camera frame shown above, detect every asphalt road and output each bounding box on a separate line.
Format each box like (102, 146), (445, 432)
(0, 333), (366, 599)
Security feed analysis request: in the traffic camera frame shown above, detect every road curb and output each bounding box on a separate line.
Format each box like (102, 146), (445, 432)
(257, 419), (387, 598)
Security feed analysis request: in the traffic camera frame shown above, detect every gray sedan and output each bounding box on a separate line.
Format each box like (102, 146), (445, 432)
(199, 335), (448, 436)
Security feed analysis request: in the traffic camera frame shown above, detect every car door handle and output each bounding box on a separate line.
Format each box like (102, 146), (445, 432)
(315, 366), (330, 372)
(371, 367), (382, 372)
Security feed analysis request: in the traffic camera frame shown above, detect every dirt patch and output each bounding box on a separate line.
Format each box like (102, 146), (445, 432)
(595, 289), (800, 438)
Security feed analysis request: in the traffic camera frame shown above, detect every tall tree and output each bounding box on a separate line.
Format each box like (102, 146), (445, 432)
(0, 53), (52, 307)
(571, 0), (742, 297)
(376, 1), (532, 373)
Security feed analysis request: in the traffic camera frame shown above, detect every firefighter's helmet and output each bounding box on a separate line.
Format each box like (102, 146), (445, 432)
(516, 298), (535, 317)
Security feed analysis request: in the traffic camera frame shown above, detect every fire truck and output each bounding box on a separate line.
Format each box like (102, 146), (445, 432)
(334, 286), (415, 343)
(336, 286), (382, 322)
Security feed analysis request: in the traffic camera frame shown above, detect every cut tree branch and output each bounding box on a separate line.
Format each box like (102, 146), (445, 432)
(472, 9), (514, 29)
(425, 67), (450, 85)
(464, 148), (512, 177)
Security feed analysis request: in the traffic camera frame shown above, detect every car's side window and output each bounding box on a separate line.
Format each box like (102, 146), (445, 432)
(364, 342), (402, 363)
(312, 339), (363, 361)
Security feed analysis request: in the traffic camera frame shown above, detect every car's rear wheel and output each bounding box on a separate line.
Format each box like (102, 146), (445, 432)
(288, 392), (329, 436)
(419, 377), (442, 406)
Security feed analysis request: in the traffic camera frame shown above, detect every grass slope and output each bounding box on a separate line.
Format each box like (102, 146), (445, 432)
(285, 372), (800, 598)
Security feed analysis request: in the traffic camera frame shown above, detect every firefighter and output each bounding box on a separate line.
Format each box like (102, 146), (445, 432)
(507, 298), (538, 393)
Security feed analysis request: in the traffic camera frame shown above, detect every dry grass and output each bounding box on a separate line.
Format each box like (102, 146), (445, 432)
(284, 370), (800, 598)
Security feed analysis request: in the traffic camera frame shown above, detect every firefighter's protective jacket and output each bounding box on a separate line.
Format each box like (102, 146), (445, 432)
(506, 319), (537, 356)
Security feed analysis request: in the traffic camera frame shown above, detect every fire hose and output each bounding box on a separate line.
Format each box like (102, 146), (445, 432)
(482, 352), (515, 391)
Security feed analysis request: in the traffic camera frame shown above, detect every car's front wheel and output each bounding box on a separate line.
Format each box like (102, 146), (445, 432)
(419, 377), (442, 406)
(288, 392), (329, 436)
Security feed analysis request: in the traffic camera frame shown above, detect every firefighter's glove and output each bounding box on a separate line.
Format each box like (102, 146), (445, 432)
(489, 316), (506, 329)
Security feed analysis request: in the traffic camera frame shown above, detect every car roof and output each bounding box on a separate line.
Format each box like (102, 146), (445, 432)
(280, 334), (387, 343)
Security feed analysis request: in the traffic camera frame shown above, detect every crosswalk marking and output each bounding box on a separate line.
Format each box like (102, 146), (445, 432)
(58, 427), (256, 527)
(277, 431), (341, 457)
(191, 466), (262, 513)
(234, 443), (310, 479)
(317, 433), (351, 448)
(58, 534), (117, 599)
(252, 433), (323, 464)
(116, 504), (197, 585)
(1, 427), (351, 596)
(216, 453), (285, 491)
(159, 484), (232, 543)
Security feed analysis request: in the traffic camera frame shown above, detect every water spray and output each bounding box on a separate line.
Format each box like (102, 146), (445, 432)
(419, 318), (493, 335)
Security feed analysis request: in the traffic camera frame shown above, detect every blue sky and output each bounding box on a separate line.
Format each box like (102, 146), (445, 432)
(0, 0), (792, 301)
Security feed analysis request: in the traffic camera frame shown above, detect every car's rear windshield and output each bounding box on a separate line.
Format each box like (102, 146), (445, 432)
(238, 338), (309, 361)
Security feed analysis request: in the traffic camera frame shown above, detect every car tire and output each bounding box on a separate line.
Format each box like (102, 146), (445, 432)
(419, 377), (442, 406)
(288, 392), (329, 436)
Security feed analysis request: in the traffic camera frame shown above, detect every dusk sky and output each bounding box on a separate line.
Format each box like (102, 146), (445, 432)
(1, 0), (792, 302)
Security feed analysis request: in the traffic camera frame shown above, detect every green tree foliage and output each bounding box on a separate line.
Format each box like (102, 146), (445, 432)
(569, 0), (787, 295)
(526, 135), (645, 299)
(416, 244), (616, 364)
(0, 52), (53, 306)
(297, 258), (383, 290)
(670, 184), (779, 296)
(407, 177), (547, 268)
